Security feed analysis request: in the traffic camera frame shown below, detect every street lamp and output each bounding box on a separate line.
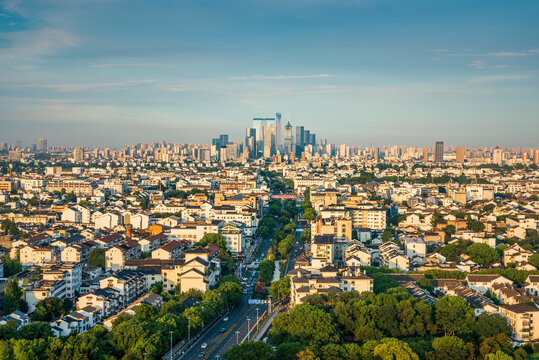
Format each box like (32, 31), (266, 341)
(256, 308), (260, 329)
(143, 353), (147, 360)
(247, 317), (251, 340)
(169, 331), (173, 360)
(188, 317), (191, 342)
(236, 330), (240, 345)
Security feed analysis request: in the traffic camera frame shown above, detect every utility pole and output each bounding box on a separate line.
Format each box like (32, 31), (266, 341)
(256, 308), (260, 331)
(188, 317), (191, 342)
(236, 330), (240, 345)
(247, 318), (251, 340)
(169, 331), (173, 360)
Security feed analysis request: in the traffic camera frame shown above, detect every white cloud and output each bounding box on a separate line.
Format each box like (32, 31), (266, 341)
(468, 60), (509, 70)
(443, 48), (539, 57)
(11, 80), (155, 92)
(229, 74), (331, 80)
(468, 73), (533, 84)
(91, 63), (167, 68)
(0, 28), (76, 64)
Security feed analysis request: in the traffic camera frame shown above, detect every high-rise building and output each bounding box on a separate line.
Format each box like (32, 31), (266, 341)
(245, 128), (256, 158)
(38, 137), (47, 151)
(304, 130), (310, 146)
(310, 134), (316, 147)
(284, 122), (293, 154)
(263, 124), (276, 158)
(456, 146), (465, 163)
(74, 147), (84, 162)
(434, 141), (444, 163)
(253, 117), (274, 154)
(492, 147), (503, 165)
(295, 126), (304, 154)
(423, 148), (429, 162)
(275, 113), (282, 152)
(534, 149), (539, 165)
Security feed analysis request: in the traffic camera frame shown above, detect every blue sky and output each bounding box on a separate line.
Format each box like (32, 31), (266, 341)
(0, 0), (538, 147)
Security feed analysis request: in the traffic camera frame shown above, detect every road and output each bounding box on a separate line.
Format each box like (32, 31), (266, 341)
(286, 227), (304, 274)
(177, 234), (274, 360)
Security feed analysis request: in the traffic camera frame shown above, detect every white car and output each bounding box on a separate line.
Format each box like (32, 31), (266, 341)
(223, 317), (229, 322)
(201, 343), (208, 349)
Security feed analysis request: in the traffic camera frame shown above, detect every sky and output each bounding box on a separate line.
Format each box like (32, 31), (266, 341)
(0, 0), (538, 148)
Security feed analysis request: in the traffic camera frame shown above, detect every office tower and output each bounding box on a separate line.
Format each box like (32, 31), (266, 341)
(74, 147), (84, 162)
(284, 122), (293, 154)
(295, 126), (304, 154)
(534, 149), (539, 165)
(304, 130), (310, 146)
(310, 134), (316, 147)
(423, 147), (429, 162)
(245, 128), (256, 158)
(219, 134), (229, 147)
(374, 147), (379, 162)
(31, 144), (37, 152)
(434, 141), (444, 163)
(492, 147), (503, 165)
(456, 146), (465, 163)
(253, 117), (274, 153)
(275, 113), (282, 151)
(38, 137), (47, 151)
(263, 124), (276, 158)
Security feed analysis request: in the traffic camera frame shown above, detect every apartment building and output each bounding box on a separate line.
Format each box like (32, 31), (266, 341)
(499, 304), (539, 343)
(170, 220), (223, 244)
(24, 279), (67, 312)
(220, 221), (245, 253)
(19, 245), (56, 266)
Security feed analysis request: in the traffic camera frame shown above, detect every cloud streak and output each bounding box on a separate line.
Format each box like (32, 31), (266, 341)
(229, 74), (331, 80)
(11, 80), (155, 92)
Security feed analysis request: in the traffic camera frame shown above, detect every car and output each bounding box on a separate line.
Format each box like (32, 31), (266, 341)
(223, 317), (229, 322)
(219, 327), (226, 333)
(201, 343), (208, 349)
(198, 352), (205, 358)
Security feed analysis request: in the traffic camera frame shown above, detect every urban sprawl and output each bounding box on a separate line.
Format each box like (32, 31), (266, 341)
(0, 115), (539, 360)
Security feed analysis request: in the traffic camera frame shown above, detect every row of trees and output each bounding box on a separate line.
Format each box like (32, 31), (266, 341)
(262, 288), (531, 360)
(0, 279), (243, 360)
(435, 240), (500, 265)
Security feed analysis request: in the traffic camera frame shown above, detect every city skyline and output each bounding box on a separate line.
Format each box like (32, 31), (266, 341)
(1, 0), (539, 146)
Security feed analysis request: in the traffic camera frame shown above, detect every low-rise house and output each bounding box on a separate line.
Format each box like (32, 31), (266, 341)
(379, 242), (409, 272)
(289, 266), (373, 307)
(503, 244), (533, 266)
(151, 240), (188, 260)
(465, 274), (513, 294)
(105, 240), (141, 271)
(139, 233), (167, 253)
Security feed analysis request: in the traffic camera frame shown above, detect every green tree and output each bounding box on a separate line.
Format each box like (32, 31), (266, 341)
(486, 351), (512, 360)
(32, 297), (64, 322)
(258, 260), (276, 283)
(3, 276), (23, 314)
(1, 254), (22, 277)
(474, 313), (512, 339)
(19, 322), (52, 340)
(300, 228), (311, 242)
(435, 296), (473, 335)
(373, 338), (420, 360)
(467, 218), (486, 232)
(271, 304), (340, 343)
(87, 248), (106, 269)
(224, 341), (275, 360)
(270, 276), (291, 299)
(528, 253), (539, 268)
(466, 243), (500, 265)
(302, 208), (316, 221)
(197, 233), (228, 250)
(430, 336), (468, 360)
